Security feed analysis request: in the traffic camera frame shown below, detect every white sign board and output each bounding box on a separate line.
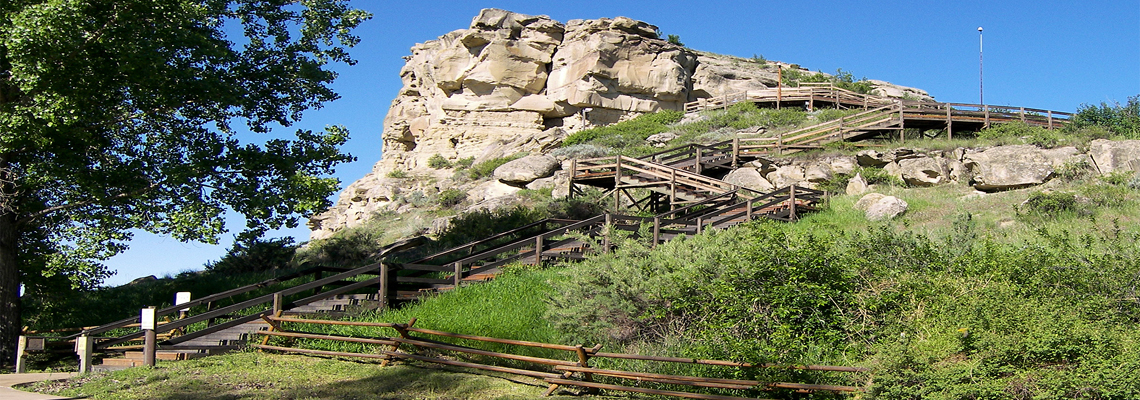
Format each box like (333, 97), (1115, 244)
(175, 292), (192, 312)
(140, 307), (156, 330)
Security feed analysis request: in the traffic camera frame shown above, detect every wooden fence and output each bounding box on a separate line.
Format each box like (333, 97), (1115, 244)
(255, 316), (868, 400)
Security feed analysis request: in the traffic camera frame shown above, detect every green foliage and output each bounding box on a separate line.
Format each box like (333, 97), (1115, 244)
(204, 237), (297, 274)
(386, 169), (409, 178)
(977, 121), (1065, 147)
(859, 167), (906, 187)
(750, 54), (767, 65)
(781, 68), (875, 94)
(1070, 95), (1140, 139)
(2, 0), (371, 359)
(436, 189), (467, 208)
(561, 111), (684, 154)
(666, 34), (684, 46)
(1054, 160), (1096, 181)
(427, 154), (453, 169)
(1017, 191), (1079, 221)
(673, 105), (807, 139)
(453, 156), (475, 169)
(465, 153), (525, 180)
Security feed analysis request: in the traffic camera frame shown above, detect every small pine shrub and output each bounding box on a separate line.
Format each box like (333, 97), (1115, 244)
(386, 169), (409, 179)
(467, 153), (526, 180)
(666, 34), (683, 46)
(437, 189), (468, 208)
(750, 54), (767, 65)
(1019, 191), (1078, 218)
(428, 154), (453, 169)
(454, 157), (475, 169)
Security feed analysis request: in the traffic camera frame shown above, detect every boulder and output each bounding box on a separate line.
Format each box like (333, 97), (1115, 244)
(494, 155), (561, 185)
(804, 162), (833, 183)
(895, 157), (950, 187)
(766, 165), (806, 188)
(963, 145), (1056, 191)
(828, 156), (858, 176)
(646, 132), (678, 147)
(1088, 139), (1140, 174)
(846, 173), (869, 195)
(722, 167), (775, 192)
(854, 193), (887, 211)
(865, 196), (908, 221)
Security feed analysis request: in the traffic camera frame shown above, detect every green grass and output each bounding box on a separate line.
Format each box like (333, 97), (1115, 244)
(25, 352), (617, 400)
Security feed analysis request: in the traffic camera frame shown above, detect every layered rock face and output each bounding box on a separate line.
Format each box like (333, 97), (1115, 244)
(309, 9), (937, 240)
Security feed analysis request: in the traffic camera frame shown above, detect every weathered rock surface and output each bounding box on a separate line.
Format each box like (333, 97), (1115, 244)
(963, 145), (1058, 191)
(894, 157), (951, 187)
(865, 196), (908, 221)
(494, 155), (561, 185)
(854, 193), (887, 211)
(846, 173), (869, 195)
(722, 167), (775, 192)
(1088, 139), (1140, 174)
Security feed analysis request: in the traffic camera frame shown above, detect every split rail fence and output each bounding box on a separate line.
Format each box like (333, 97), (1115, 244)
(255, 316), (868, 400)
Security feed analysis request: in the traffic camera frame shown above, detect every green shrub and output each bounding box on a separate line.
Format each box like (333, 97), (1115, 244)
(454, 156), (475, 169)
(437, 189), (467, 208)
(561, 111), (683, 154)
(977, 121), (1064, 147)
(1069, 95), (1140, 139)
(666, 34), (683, 46)
(427, 154), (452, 169)
(1019, 191), (1078, 218)
(1054, 160), (1095, 181)
(859, 167), (906, 187)
(750, 54), (766, 65)
(386, 169), (409, 179)
(550, 144), (610, 160)
(466, 153), (525, 180)
(204, 237), (297, 273)
(1130, 171), (1140, 189)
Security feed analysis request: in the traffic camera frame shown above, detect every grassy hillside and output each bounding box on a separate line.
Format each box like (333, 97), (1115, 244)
(23, 99), (1140, 399)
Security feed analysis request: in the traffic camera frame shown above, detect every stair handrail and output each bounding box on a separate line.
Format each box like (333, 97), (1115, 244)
(71, 264), (338, 339)
(440, 215), (608, 269)
(93, 263), (384, 349)
(405, 218), (578, 264)
(740, 104), (899, 152)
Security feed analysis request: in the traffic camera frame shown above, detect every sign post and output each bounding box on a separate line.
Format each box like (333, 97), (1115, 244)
(141, 307), (157, 367)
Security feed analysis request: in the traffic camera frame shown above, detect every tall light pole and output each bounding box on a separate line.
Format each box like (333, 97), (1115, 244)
(978, 27), (984, 105)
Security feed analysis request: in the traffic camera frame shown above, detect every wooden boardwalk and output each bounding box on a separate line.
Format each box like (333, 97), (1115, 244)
(683, 85), (1071, 142)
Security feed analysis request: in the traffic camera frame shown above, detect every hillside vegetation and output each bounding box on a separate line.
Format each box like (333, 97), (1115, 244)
(23, 98), (1140, 399)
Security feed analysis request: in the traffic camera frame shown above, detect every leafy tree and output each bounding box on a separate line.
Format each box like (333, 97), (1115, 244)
(1070, 95), (1140, 139)
(0, 0), (370, 363)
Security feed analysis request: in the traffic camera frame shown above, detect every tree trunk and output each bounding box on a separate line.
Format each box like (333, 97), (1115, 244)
(0, 211), (19, 367)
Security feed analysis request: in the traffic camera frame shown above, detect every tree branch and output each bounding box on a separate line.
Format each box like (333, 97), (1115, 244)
(16, 181), (162, 226)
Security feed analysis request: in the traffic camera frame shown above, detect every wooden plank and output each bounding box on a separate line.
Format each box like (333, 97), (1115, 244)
(393, 351), (562, 379)
(394, 337), (578, 367)
(591, 352), (870, 372)
(405, 326), (582, 352)
(555, 365), (760, 386)
(545, 378), (775, 400)
(268, 316), (399, 328)
(261, 330), (398, 346)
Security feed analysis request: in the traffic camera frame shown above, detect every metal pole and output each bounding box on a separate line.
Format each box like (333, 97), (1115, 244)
(978, 27), (984, 106)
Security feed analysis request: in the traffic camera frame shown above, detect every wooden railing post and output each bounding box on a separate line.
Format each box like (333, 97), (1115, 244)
(788, 185), (798, 221)
(984, 104), (990, 128)
(15, 335), (27, 373)
(452, 262), (462, 288)
(1048, 111), (1054, 129)
(837, 116), (845, 141)
(777, 133), (784, 155)
(75, 335), (93, 373)
(746, 198), (754, 221)
(602, 214), (612, 253)
(731, 137), (740, 167)
(272, 292), (283, 315)
(945, 103), (952, 141)
(141, 307), (157, 367)
(669, 169), (677, 207)
(534, 235), (544, 265)
(652, 217), (661, 248)
(567, 159), (577, 199)
(1019, 107), (1026, 122)
(694, 147), (703, 175)
(696, 217), (703, 234)
(379, 263), (395, 310)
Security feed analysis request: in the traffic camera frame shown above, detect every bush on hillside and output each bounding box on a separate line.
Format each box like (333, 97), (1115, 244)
(1070, 95), (1140, 139)
(561, 111), (683, 153)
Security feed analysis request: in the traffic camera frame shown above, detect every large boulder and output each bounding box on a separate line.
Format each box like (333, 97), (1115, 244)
(766, 165), (806, 188)
(494, 155), (561, 185)
(722, 167), (775, 192)
(854, 193), (887, 211)
(963, 145), (1056, 191)
(846, 173), (869, 195)
(865, 196), (908, 221)
(1088, 139), (1140, 174)
(895, 157), (951, 187)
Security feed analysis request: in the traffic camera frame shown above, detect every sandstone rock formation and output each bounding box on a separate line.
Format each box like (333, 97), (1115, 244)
(494, 155), (560, 186)
(865, 196), (909, 221)
(722, 167), (775, 192)
(1088, 139), (1140, 174)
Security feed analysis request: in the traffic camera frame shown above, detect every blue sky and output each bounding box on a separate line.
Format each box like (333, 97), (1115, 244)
(101, 0), (1140, 285)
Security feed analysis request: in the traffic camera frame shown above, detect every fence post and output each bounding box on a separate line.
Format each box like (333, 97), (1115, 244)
(984, 104), (990, 128)
(945, 103), (952, 141)
(15, 335), (27, 373)
(534, 235), (544, 265)
(788, 185), (798, 221)
(746, 198), (754, 221)
(567, 159), (577, 199)
(379, 263), (396, 309)
(777, 132), (784, 155)
(838, 116), (845, 141)
(75, 335), (93, 373)
(695, 147), (703, 175)
(652, 217), (661, 248)
(602, 214), (612, 253)
(1019, 107), (1026, 122)
(1047, 111), (1054, 129)
(452, 262), (462, 288)
(272, 292), (283, 315)
(732, 137), (740, 167)
(141, 307), (157, 367)
(696, 217), (703, 234)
